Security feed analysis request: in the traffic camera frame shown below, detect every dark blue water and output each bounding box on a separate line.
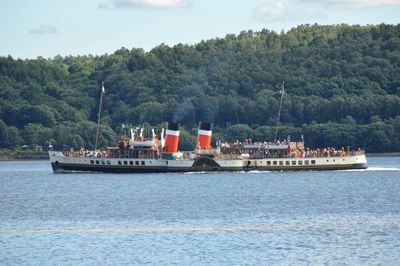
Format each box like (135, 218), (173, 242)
(1, 157), (400, 265)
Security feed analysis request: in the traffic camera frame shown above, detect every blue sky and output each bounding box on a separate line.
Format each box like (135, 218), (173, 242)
(1, 0), (400, 59)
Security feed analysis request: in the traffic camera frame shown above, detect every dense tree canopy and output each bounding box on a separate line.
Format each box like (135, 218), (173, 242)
(1, 24), (400, 152)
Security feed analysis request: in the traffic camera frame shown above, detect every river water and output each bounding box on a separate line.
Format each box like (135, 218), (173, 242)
(0, 157), (399, 265)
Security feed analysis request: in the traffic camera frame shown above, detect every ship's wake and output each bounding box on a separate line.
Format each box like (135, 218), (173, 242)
(343, 167), (400, 172)
(183, 171), (217, 174)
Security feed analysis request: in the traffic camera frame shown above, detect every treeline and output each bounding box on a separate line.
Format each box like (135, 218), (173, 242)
(1, 23), (400, 152)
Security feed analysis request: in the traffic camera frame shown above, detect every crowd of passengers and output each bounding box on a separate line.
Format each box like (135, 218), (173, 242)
(292, 147), (351, 158)
(248, 147), (362, 159)
(228, 139), (291, 147)
(62, 148), (107, 158)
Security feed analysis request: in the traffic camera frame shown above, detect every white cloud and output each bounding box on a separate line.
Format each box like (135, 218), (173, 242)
(99, 0), (191, 10)
(253, 1), (319, 22)
(252, 0), (397, 23)
(29, 25), (57, 35)
(253, 1), (288, 22)
(299, 0), (400, 8)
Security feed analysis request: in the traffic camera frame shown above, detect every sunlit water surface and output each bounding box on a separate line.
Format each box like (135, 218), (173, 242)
(1, 157), (399, 265)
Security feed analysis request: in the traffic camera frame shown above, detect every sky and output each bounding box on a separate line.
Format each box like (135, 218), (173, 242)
(1, 0), (400, 59)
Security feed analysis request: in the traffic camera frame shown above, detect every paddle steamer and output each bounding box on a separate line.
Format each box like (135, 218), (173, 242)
(49, 121), (367, 173)
(49, 83), (367, 173)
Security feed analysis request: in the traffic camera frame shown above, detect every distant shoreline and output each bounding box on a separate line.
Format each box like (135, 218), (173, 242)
(0, 158), (49, 161)
(0, 156), (49, 161)
(0, 151), (49, 161)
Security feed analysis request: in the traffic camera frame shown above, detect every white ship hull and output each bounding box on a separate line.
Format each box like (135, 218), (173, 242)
(49, 152), (367, 173)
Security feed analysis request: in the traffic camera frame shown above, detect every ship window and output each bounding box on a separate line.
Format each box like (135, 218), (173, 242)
(267, 161), (271, 166)
(311, 160), (316, 165)
(166, 161), (168, 165)
(135, 161), (139, 166)
(141, 161), (145, 166)
(273, 161), (277, 165)
(95, 160), (100, 164)
(285, 161), (290, 165)
(292, 161), (296, 165)
(101, 160), (105, 165)
(124, 161), (128, 165)
(90, 160), (94, 164)
(279, 161), (284, 166)
(118, 160), (122, 165)
(107, 160), (111, 165)
(298, 160), (303, 165)
(305, 160), (309, 165)
(129, 161), (133, 165)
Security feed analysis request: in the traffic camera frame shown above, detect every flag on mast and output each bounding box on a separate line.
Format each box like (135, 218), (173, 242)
(280, 82), (285, 95)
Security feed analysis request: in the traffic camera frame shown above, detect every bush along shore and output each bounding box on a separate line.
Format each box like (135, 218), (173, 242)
(0, 149), (49, 161)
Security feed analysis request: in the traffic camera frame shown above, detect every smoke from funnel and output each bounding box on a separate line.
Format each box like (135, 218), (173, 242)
(173, 99), (194, 123)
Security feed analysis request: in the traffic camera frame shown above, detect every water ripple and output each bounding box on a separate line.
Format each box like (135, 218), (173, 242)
(1, 158), (400, 265)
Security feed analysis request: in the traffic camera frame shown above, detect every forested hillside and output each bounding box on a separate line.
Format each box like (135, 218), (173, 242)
(1, 24), (400, 152)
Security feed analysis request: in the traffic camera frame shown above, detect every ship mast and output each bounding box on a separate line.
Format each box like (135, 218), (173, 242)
(94, 82), (105, 151)
(275, 81), (285, 141)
